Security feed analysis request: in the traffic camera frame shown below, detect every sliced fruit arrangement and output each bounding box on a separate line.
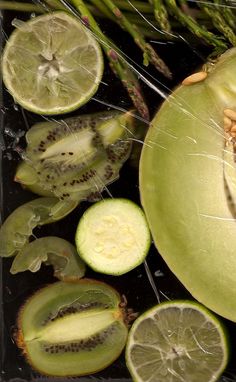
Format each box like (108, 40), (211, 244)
(10, 237), (86, 281)
(15, 111), (135, 201)
(16, 280), (128, 376)
(75, 198), (151, 275)
(0, 197), (78, 258)
(140, 47), (236, 321)
(1, 12), (104, 115)
(126, 300), (229, 382)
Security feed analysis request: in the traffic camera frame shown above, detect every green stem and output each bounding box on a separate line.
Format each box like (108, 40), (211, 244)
(92, 10), (213, 31)
(164, 0), (227, 50)
(201, 3), (236, 46)
(88, 0), (116, 22)
(148, 0), (171, 33)
(42, 0), (71, 10)
(113, 0), (153, 13)
(178, 0), (195, 18)
(0, 1), (44, 12)
(70, 0), (150, 120)
(213, 0), (236, 31)
(101, 0), (172, 78)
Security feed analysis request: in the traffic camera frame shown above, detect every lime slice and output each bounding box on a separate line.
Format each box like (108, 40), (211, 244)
(126, 301), (229, 382)
(2, 12), (103, 115)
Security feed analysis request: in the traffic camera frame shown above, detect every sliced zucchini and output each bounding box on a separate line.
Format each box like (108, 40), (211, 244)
(75, 199), (151, 275)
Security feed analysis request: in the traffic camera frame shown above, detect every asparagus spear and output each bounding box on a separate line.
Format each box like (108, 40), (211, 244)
(112, 0), (153, 14)
(213, 0), (236, 32)
(0, 1), (44, 12)
(70, 0), (150, 120)
(164, 0), (227, 50)
(89, 0), (116, 22)
(200, 2), (236, 46)
(148, 0), (171, 33)
(102, 0), (172, 78)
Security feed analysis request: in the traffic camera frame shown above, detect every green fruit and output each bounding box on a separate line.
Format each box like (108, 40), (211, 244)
(15, 163), (54, 197)
(10, 237), (86, 281)
(2, 12), (104, 115)
(17, 111), (134, 201)
(0, 197), (77, 257)
(126, 300), (229, 382)
(17, 280), (128, 376)
(75, 198), (151, 275)
(140, 47), (236, 321)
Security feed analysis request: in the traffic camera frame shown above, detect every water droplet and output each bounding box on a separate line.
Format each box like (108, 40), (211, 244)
(178, 359), (186, 371)
(11, 18), (32, 32)
(160, 366), (168, 376)
(4, 152), (13, 160)
(154, 269), (164, 277)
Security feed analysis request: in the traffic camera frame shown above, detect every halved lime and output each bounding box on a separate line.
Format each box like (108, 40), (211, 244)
(2, 12), (104, 115)
(126, 301), (229, 382)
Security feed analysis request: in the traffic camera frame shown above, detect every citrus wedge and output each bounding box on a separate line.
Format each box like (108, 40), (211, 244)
(126, 301), (229, 382)
(2, 12), (103, 115)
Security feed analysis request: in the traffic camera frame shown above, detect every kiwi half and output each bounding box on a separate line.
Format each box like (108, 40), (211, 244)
(17, 280), (128, 376)
(16, 111), (134, 201)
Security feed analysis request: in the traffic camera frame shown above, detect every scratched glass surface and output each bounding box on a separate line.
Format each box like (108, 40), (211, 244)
(1, 1), (236, 381)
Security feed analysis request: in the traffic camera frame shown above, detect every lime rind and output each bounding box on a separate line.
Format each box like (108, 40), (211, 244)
(126, 300), (229, 382)
(2, 12), (104, 115)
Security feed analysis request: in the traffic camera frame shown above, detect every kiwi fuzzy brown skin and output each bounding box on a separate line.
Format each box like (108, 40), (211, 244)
(16, 279), (130, 377)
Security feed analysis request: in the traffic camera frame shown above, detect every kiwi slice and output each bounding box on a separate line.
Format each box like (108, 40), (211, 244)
(15, 162), (54, 197)
(10, 237), (86, 281)
(0, 197), (78, 257)
(16, 111), (134, 201)
(17, 280), (128, 376)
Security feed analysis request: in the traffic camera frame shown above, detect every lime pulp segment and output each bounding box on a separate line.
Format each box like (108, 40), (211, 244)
(2, 12), (104, 115)
(126, 301), (229, 382)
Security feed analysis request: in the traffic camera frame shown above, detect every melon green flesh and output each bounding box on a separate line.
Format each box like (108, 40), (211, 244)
(19, 112), (133, 201)
(2, 12), (103, 114)
(140, 48), (236, 321)
(19, 281), (128, 376)
(126, 301), (228, 382)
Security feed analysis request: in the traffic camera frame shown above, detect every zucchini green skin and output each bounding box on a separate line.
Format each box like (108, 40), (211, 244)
(140, 48), (236, 321)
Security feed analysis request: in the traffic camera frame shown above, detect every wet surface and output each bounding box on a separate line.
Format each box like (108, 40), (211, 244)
(1, 2), (236, 382)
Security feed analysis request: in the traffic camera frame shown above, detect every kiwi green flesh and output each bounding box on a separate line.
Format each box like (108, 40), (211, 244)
(15, 162), (54, 197)
(25, 321), (127, 376)
(139, 49), (236, 321)
(25, 111), (124, 157)
(0, 198), (59, 257)
(0, 198), (77, 257)
(20, 111), (134, 201)
(10, 236), (85, 281)
(18, 281), (128, 376)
